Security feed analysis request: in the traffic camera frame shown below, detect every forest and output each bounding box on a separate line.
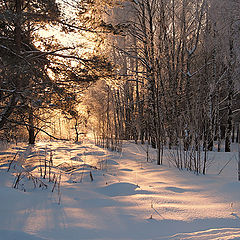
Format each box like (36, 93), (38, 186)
(0, 0), (240, 239)
(1, 0), (240, 165)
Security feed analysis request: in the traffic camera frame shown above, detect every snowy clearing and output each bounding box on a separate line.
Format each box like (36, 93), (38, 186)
(0, 140), (240, 240)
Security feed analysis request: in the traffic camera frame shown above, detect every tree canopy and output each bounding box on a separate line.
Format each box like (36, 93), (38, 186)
(0, 0), (114, 143)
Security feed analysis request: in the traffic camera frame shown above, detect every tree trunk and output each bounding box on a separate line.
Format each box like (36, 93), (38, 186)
(225, 25), (234, 152)
(75, 119), (79, 142)
(28, 108), (35, 144)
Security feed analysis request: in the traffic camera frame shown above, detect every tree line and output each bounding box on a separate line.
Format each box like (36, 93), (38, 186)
(88, 0), (240, 174)
(1, 0), (240, 175)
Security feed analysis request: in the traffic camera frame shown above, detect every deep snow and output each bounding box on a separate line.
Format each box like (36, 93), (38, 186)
(0, 139), (240, 240)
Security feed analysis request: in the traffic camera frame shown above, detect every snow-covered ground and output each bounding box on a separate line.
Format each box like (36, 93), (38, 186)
(0, 140), (240, 240)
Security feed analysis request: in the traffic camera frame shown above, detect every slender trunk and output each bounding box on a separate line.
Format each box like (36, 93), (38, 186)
(225, 25), (234, 152)
(28, 108), (35, 144)
(75, 119), (79, 142)
(236, 123), (239, 143)
(232, 124), (235, 143)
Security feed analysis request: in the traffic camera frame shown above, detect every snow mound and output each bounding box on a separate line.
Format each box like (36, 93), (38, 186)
(0, 230), (46, 240)
(98, 182), (151, 196)
(70, 156), (83, 162)
(120, 168), (133, 172)
(158, 228), (240, 240)
(165, 186), (198, 193)
(85, 151), (106, 156)
(98, 159), (119, 165)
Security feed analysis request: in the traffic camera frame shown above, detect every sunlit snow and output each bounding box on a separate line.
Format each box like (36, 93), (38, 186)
(0, 139), (240, 240)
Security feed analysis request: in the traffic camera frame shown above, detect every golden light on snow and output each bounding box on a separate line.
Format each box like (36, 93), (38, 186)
(1, 140), (240, 240)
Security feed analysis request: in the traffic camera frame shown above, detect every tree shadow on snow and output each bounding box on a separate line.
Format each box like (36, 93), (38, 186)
(97, 182), (153, 197)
